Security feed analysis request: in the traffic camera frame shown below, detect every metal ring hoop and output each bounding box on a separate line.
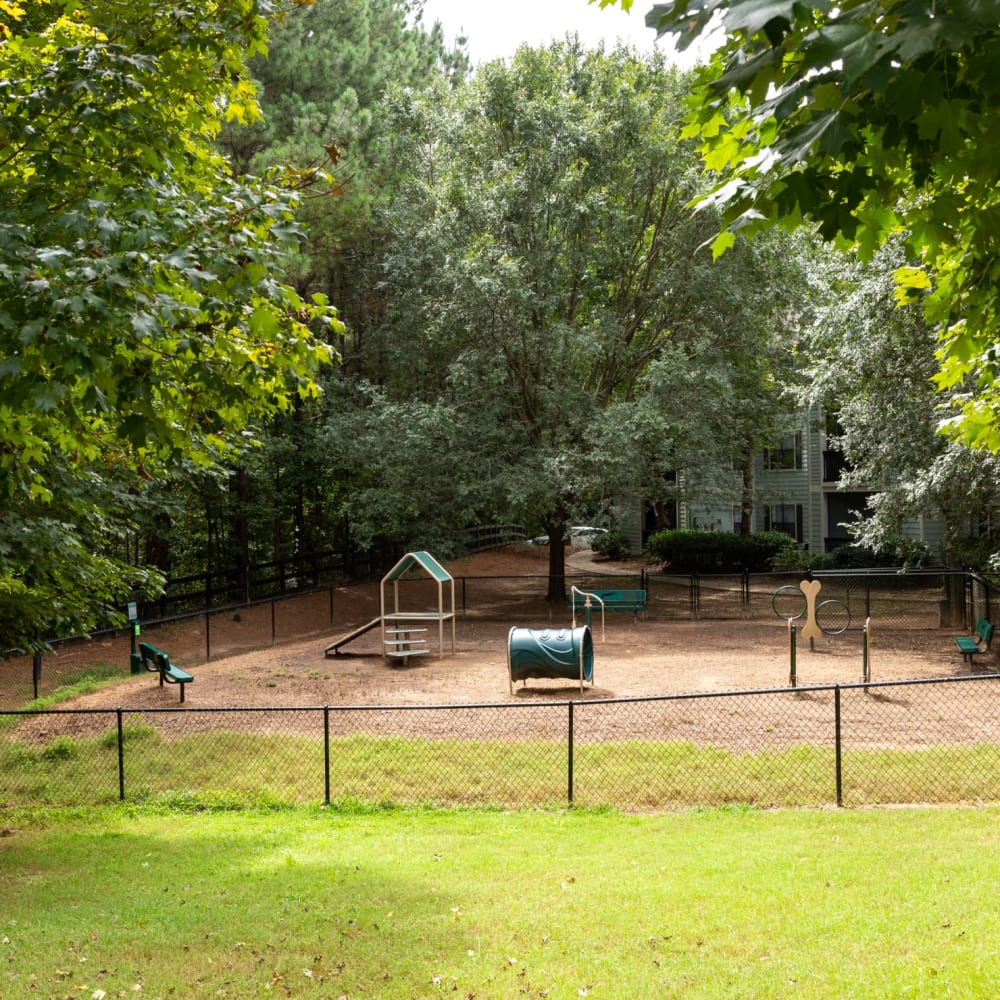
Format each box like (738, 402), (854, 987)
(772, 584), (807, 622)
(815, 599), (851, 635)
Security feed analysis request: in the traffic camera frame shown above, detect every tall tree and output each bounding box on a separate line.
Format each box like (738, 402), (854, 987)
(345, 42), (809, 595)
(221, 0), (468, 341)
(204, 0), (467, 582)
(0, 1), (339, 648)
(602, 0), (1000, 451)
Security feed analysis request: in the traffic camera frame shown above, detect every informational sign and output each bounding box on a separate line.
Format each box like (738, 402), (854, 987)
(127, 602), (138, 621)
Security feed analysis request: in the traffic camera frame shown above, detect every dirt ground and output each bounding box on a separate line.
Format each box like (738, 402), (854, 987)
(10, 545), (1000, 753)
(32, 544), (991, 713)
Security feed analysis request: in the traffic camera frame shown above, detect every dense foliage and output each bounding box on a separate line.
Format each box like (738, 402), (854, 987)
(805, 239), (1000, 568)
(645, 528), (796, 572)
(0, 0), (340, 647)
(11, 0), (1000, 644)
(173, 0), (470, 587)
(339, 42), (812, 595)
(591, 528), (633, 561)
(625, 0), (1000, 452)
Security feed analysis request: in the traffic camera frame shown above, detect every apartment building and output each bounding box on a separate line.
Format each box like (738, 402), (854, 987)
(615, 406), (945, 558)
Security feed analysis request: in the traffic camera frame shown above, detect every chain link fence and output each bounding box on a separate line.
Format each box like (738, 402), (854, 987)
(0, 568), (988, 710)
(3, 674), (998, 810)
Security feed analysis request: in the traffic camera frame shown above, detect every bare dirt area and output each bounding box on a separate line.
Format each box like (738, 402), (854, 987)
(17, 546), (996, 746)
(128, 616), (966, 711)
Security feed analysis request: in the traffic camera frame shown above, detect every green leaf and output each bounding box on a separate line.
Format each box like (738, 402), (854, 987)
(710, 229), (736, 259)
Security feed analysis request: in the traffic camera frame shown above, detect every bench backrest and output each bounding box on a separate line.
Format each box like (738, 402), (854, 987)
(138, 641), (170, 670)
(979, 619), (994, 645)
(573, 589), (646, 605)
(596, 589), (646, 602)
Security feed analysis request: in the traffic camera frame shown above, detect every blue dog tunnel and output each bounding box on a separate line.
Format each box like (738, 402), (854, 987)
(507, 625), (594, 693)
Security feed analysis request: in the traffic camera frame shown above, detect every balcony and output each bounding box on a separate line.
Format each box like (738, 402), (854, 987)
(822, 449), (851, 484)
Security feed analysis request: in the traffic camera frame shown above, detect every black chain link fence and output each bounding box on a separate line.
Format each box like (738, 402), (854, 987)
(0, 569), (985, 711)
(3, 674), (998, 810)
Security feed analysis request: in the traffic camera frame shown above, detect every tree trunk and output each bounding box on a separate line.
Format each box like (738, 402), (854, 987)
(143, 513), (172, 577)
(544, 516), (569, 602)
(740, 450), (754, 535)
(233, 467), (251, 604)
(143, 512), (172, 619)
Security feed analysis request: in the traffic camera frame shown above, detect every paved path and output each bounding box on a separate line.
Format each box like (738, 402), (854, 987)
(566, 547), (644, 576)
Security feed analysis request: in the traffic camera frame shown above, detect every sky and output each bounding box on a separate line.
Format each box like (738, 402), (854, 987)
(418, 0), (706, 70)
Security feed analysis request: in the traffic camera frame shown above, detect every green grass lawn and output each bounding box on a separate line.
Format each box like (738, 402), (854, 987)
(2, 804), (999, 999)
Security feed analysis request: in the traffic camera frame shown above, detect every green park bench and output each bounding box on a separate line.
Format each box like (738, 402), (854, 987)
(138, 641), (194, 702)
(569, 588), (647, 621)
(953, 617), (994, 667)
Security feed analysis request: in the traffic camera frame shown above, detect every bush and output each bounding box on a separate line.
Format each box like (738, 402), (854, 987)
(952, 536), (1000, 573)
(644, 529), (798, 573)
(772, 539), (936, 572)
(771, 547), (836, 572)
(828, 539), (933, 570)
(591, 528), (632, 561)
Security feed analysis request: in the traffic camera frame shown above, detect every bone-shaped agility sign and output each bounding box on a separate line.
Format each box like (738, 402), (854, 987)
(799, 579), (823, 645)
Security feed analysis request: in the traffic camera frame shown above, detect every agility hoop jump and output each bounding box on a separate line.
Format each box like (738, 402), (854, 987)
(772, 579), (862, 687)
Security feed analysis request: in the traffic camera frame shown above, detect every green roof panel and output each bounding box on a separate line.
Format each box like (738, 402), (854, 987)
(382, 550), (453, 584)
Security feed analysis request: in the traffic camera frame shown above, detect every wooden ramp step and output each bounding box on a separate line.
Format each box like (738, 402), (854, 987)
(324, 617), (382, 657)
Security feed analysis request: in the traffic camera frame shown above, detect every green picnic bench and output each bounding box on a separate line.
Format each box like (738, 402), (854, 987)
(953, 617), (994, 667)
(569, 588), (647, 620)
(138, 641), (194, 702)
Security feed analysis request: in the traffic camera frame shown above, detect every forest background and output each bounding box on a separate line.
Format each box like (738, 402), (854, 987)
(2, 0), (1000, 654)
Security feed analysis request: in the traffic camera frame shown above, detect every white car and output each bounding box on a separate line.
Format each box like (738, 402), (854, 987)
(568, 526), (608, 548)
(528, 526), (609, 547)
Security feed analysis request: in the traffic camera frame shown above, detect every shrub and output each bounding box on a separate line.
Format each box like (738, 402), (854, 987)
(644, 529), (798, 573)
(591, 528), (632, 561)
(828, 539), (933, 570)
(953, 536), (997, 572)
(772, 539), (936, 572)
(771, 547), (836, 572)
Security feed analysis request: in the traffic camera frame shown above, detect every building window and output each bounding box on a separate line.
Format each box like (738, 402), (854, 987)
(765, 503), (804, 542)
(763, 431), (803, 471)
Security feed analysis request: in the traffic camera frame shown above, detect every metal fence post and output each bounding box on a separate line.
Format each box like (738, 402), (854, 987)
(567, 700), (574, 806)
(32, 643), (42, 702)
(862, 619), (871, 685)
(117, 708), (125, 802)
(834, 686), (843, 807)
(789, 622), (797, 687)
(324, 706), (331, 806)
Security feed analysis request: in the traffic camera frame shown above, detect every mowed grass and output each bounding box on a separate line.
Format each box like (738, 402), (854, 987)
(2, 804), (999, 999)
